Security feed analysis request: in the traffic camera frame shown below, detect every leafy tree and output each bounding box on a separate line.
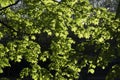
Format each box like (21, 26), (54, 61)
(0, 0), (120, 80)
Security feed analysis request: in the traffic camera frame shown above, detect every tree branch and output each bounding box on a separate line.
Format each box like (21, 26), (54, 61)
(115, 0), (120, 19)
(0, 20), (17, 32)
(0, 20), (40, 35)
(0, 0), (20, 11)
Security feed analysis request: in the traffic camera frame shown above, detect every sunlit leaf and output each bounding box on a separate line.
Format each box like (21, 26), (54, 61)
(88, 69), (95, 74)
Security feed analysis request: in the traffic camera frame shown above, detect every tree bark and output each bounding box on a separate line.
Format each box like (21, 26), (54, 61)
(115, 0), (120, 19)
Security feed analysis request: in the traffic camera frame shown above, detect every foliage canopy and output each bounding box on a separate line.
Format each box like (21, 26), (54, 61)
(0, 0), (120, 80)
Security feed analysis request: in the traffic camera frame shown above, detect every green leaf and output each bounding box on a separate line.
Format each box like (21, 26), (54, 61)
(23, 36), (29, 41)
(0, 32), (3, 39)
(31, 35), (36, 40)
(0, 68), (3, 73)
(16, 55), (22, 62)
(88, 69), (95, 74)
(20, 68), (30, 78)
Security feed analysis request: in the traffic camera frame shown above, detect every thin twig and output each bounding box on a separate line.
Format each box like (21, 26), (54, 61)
(0, 20), (17, 32)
